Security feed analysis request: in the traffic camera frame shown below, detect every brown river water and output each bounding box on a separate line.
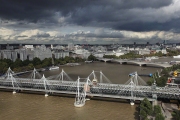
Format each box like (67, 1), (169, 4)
(0, 57), (178, 120)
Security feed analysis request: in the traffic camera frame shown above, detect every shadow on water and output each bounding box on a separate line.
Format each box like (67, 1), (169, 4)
(134, 106), (140, 120)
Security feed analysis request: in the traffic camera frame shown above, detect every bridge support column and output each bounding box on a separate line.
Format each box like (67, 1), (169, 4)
(139, 64), (141, 66)
(13, 90), (16, 94)
(45, 93), (49, 97)
(120, 62), (122, 64)
(130, 100), (134, 105)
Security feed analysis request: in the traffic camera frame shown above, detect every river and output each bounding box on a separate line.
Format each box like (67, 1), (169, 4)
(0, 57), (179, 120)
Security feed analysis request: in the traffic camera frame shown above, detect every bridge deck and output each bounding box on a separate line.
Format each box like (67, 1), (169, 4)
(0, 78), (179, 100)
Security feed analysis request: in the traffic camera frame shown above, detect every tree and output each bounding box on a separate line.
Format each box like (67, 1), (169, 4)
(88, 54), (96, 61)
(32, 57), (41, 66)
(140, 98), (153, 119)
(13, 59), (23, 68)
(22, 59), (31, 66)
(155, 113), (165, 120)
(42, 58), (52, 67)
(172, 110), (180, 120)
(154, 105), (161, 115)
(0, 61), (8, 73)
(59, 61), (66, 65)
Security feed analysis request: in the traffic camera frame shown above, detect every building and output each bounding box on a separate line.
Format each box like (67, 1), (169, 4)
(15, 49), (28, 61)
(68, 43), (74, 51)
(1, 50), (18, 61)
(34, 45), (52, 60)
(53, 50), (69, 59)
(24, 45), (34, 50)
(138, 49), (151, 55)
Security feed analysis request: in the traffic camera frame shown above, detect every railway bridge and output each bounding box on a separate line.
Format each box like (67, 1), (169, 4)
(0, 68), (179, 106)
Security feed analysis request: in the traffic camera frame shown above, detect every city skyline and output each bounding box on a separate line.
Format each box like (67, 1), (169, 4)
(1, 0), (180, 44)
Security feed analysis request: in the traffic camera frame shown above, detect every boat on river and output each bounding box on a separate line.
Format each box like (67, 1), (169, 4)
(49, 66), (59, 70)
(173, 55), (180, 58)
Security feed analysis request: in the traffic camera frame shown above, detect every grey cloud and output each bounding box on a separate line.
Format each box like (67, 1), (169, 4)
(0, 0), (175, 32)
(17, 35), (28, 38)
(32, 33), (50, 38)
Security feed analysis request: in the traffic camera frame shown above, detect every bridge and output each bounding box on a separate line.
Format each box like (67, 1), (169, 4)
(0, 68), (179, 106)
(97, 58), (172, 68)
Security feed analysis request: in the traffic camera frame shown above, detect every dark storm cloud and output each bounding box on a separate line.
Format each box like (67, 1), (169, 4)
(0, 0), (175, 31)
(115, 18), (180, 32)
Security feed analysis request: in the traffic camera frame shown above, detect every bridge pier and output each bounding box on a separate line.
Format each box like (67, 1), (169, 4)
(139, 64), (141, 66)
(13, 90), (16, 94)
(130, 100), (134, 105)
(45, 93), (49, 97)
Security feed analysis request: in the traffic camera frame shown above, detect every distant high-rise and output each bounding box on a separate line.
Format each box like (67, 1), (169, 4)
(6, 43), (14, 50)
(147, 42), (149, 45)
(163, 40), (167, 44)
(68, 43), (74, 50)
(134, 42), (136, 45)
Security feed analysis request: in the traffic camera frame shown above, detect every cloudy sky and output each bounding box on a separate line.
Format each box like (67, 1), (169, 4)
(1, 0), (180, 44)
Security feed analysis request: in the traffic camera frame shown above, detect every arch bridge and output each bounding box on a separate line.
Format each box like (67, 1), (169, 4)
(97, 58), (172, 68)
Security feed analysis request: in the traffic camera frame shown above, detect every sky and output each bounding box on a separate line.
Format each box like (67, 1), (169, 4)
(0, 0), (180, 44)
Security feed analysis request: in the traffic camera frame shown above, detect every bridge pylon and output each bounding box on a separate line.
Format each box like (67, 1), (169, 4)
(151, 78), (157, 100)
(41, 74), (49, 97)
(29, 68), (42, 80)
(4, 67), (20, 94)
(128, 77), (136, 105)
(88, 70), (111, 84)
(46, 69), (73, 82)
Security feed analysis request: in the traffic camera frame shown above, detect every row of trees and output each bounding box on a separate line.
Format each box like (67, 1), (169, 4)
(147, 63), (180, 87)
(0, 56), (85, 74)
(140, 98), (164, 120)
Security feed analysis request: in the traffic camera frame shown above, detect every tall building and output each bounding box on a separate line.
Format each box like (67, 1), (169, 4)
(15, 49), (28, 61)
(163, 40), (167, 44)
(1, 50), (18, 61)
(34, 45), (52, 60)
(54, 50), (69, 59)
(68, 43), (74, 51)
(6, 43), (14, 50)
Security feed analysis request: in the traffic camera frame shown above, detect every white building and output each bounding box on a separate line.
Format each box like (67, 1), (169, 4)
(68, 43), (74, 51)
(34, 45), (52, 60)
(54, 50), (69, 59)
(24, 45), (34, 50)
(138, 49), (151, 55)
(93, 52), (105, 58)
(15, 49), (28, 61)
(73, 49), (91, 59)
(1, 50), (18, 61)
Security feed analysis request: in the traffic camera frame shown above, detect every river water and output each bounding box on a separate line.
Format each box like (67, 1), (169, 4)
(0, 57), (179, 120)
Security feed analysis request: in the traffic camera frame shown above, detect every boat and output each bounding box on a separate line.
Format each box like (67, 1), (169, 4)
(74, 78), (86, 107)
(145, 56), (159, 61)
(85, 60), (93, 63)
(49, 66), (59, 70)
(173, 55), (180, 58)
